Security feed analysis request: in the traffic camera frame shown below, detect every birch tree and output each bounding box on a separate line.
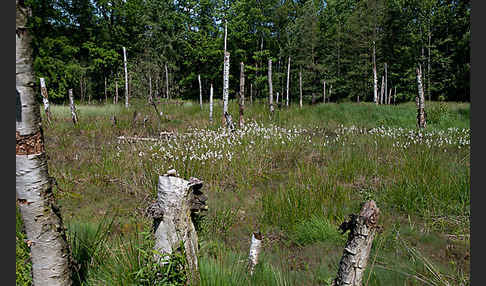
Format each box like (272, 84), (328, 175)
(209, 83), (213, 123)
(299, 69), (303, 108)
(198, 74), (202, 110)
(16, 1), (73, 284)
(239, 62), (245, 128)
(373, 41), (378, 104)
(39, 78), (51, 124)
(123, 46), (129, 107)
(416, 65), (426, 128)
(286, 56), (290, 107)
(268, 59), (274, 113)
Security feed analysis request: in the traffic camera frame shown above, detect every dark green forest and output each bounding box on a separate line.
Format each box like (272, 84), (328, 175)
(26, 0), (470, 104)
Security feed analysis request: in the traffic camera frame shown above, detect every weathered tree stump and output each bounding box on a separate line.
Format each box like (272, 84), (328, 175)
(68, 89), (78, 124)
(332, 200), (380, 286)
(248, 231), (263, 276)
(416, 65), (426, 128)
(39, 78), (52, 124)
(148, 171), (207, 286)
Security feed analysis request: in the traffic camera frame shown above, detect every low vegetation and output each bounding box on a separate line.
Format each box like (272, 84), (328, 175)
(16, 98), (469, 285)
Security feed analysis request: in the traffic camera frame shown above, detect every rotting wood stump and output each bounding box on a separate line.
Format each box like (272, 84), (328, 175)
(248, 231), (263, 275)
(147, 170), (208, 286)
(332, 200), (380, 286)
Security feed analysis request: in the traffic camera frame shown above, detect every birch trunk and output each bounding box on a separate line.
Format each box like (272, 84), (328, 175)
(115, 80), (118, 104)
(394, 87), (396, 105)
(373, 42), (378, 104)
(151, 173), (207, 286)
(329, 84), (332, 102)
(209, 83), (213, 123)
(286, 56), (290, 107)
(165, 63), (169, 100)
(123, 46), (129, 108)
(39, 78), (51, 124)
(388, 88), (392, 105)
(17, 2), (73, 284)
(332, 201), (380, 286)
(380, 75), (384, 105)
(428, 31), (431, 102)
(80, 75), (84, 103)
(69, 89), (78, 124)
(299, 70), (302, 108)
(149, 75), (152, 104)
(239, 62), (245, 128)
(198, 74), (202, 110)
(416, 65), (426, 128)
(248, 232), (263, 275)
(323, 80), (326, 103)
(384, 63), (387, 105)
(250, 83), (253, 105)
(268, 59), (274, 113)
(223, 52), (230, 123)
(104, 76), (107, 104)
(276, 92), (279, 105)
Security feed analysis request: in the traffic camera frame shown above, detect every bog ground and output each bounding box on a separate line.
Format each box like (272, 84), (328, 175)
(17, 99), (470, 285)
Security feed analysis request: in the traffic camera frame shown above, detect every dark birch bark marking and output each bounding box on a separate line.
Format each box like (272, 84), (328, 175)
(69, 89), (78, 124)
(268, 59), (274, 113)
(150, 172), (207, 286)
(239, 62), (245, 128)
(286, 56), (290, 107)
(198, 74), (202, 110)
(39, 78), (51, 124)
(299, 70), (302, 108)
(416, 65), (426, 128)
(123, 46), (129, 108)
(248, 232), (263, 275)
(17, 2), (73, 284)
(332, 200), (380, 286)
(223, 52), (230, 124)
(209, 83), (213, 123)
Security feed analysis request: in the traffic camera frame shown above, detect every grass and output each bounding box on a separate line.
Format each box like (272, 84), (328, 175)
(16, 97), (469, 285)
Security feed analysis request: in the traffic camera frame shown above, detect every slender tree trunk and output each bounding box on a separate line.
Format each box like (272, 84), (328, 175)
(332, 201), (380, 286)
(224, 20), (227, 54)
(388, 88), (392, 105)
(151, 173), (206, 286)
(123, 46), (129, 107)
(69, 89), (78, 124)
(268, 59), (274, 113)
(115, 80), (118, 104)
(209, 83), (213, 123)
(250, 83), (253, 105)
(239, 62), (245, 128)
(39, 78), (51, 124)
(248, 232), (263, 276)
(380, 75), (384, 104)
(394, 87), (396, 105)
(299, 70), (303, 108)
(223, 51), (230, 123)
(149, 74), (152, 103)
(104, 76), (107, 104)
(276, 92), (279, 105)
(80, 75), (84, 103)
(323, 80), (326, 103)
(373, 41), (377, 104)
(416, 65), (426, 128)
(329, 84), (332, 102)
(428, 31), (431, 101)
(286, 56), (290, 107)
(16, 2), (73, 284)
(165, 63), (169, 100)
(198, 74), (202, 110)
(384, 62), (387, 104)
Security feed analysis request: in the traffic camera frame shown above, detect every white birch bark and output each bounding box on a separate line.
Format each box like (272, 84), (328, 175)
(380, 75), (384, 105)
(17, 2), (73, 284)
(115, 80), (118, 104)
(388, 88), (392, 105)
(323, 80), (326, 103)
(165, 63), (169, 100)
(248, 232), (263, 275)
(394, 87), (396, 105)
(209, 83), (213, 123)
(416, 65), (426, 128)
(69, 89), (78, 124)
(104, 76), (107, 104)
(149, 74), (152, 103)
(239, 62), (245, 128)
(276, 92), (279, 105)
(250, 83), (253, 105)
(152, 174), (204, 286)
(329, 84), (332, 102)
(384, 62), (387, 105)
(198, 74), (202, 109)
(299, 70), (302, 108)
(39, 78), (51, 123)
(268, 59), (274, 113)
(223, 52), (230, 120)
(332, 201), (380, 286)
(123, 46), (129, 108)
(373, 41), (378, 104)
(286, 56), (290, 107)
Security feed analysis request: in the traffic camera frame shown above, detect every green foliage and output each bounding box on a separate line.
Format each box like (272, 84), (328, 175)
(427, 102), (450, 125)
(16, 207), (32, 286)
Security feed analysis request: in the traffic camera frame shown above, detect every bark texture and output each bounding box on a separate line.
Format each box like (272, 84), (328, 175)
(416, 65), (426, 128)
(115, 80), (118, 104)
(239, 62), (245, 128)
(198, 74), (202, 110)
(39, 78), (51, 123)
(380, 75), (384, 105)
(373, 42), (378, 104)
(223, 51), (230, 122)
(299, 70), (302, 108)
(333, 200), (380, 286)
(323, 80), (326, 103)
(209, 83), (213, 123)
(151, 172), (207, 286)
(68, 89), (78, 124)
(165, 63), (169, 99)
(248, 232), (263, 275)
(123, 46), (129, 107)
(286, 56), (290, 107)
(384, 62), (387, 105)
(17, 2), (73, 284)
(268, 59), (274, 113)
